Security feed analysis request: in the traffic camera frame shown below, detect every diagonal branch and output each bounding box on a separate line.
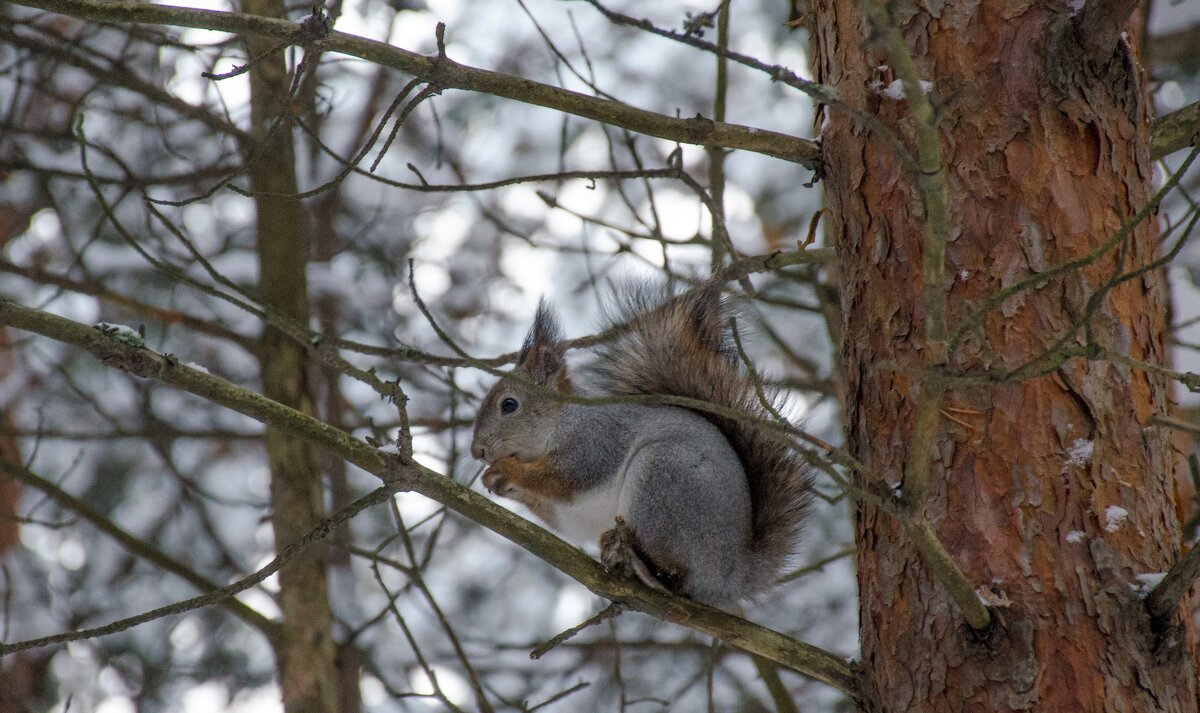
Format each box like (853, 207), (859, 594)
(0, 297), (859, 697)
(12, 0), (820, 167)
(1146, 543), (1200, 628)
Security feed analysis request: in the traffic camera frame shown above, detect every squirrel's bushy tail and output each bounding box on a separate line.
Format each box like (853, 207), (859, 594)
(585, 281), (813, 595)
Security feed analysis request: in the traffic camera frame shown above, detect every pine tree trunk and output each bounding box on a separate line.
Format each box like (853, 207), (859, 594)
(243, 4), (339, 711)
(812, 2), (1199, 710)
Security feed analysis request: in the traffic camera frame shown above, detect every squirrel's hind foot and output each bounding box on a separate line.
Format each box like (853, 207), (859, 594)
(600, 517), (684, 596)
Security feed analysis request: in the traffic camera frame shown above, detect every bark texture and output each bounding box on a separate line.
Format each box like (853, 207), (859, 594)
(243, 2), (339, 711)
(812, 1), (1199, 710)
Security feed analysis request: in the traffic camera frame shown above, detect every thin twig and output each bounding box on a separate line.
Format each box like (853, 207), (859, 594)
(13, 0), (822, 166)
(390, 503), (495, 712)
(529, 603), (624, 659)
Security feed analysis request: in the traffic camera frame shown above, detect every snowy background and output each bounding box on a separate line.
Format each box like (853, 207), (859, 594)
(0, 0), (1197, 710)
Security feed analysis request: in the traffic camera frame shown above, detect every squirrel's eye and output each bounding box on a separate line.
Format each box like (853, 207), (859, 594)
(500, 397), (519, 415)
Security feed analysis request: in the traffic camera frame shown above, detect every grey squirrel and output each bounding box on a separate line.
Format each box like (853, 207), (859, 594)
(470, 282), (812, 607)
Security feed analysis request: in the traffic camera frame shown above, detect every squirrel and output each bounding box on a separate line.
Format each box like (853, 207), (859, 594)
(470, 282), (812, 608)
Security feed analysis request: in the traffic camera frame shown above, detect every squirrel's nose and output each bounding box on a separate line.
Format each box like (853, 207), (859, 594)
(471, 441), (486, 460)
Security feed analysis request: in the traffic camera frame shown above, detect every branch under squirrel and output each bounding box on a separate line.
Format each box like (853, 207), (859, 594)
(0, 297), (859, 696)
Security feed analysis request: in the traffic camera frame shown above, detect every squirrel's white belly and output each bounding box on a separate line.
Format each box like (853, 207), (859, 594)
(552, 485), (622, 545)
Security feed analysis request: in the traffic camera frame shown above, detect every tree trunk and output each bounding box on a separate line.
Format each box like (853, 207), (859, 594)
(812, 2), (1199, 710)
(243, 4), (339, 711)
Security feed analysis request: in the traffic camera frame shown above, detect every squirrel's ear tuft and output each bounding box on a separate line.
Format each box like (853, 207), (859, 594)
(522, 299), (564, 351)
(517, 299), (568, 388)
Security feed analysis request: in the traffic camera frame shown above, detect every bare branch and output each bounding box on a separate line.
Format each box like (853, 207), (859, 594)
(1152, 100), (1200, 161)
(529, 603), (624, 660)
(903, 519), (991, 630)
(13, 0), (820, 167)
(1146, 544), (1200, 628)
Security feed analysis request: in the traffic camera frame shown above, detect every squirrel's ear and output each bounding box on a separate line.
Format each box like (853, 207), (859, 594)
(517, 300), (568, 387)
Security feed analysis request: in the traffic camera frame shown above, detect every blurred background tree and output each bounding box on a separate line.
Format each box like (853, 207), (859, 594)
(0, 0), (1197, 711)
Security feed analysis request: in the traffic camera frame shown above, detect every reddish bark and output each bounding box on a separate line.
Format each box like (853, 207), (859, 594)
(0, 328), (37, 713)
(813, 2), (1198, 710)
(0, 331), (21, 557)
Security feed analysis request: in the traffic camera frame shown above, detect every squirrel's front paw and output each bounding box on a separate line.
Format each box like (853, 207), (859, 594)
(482, 463), (513, 496)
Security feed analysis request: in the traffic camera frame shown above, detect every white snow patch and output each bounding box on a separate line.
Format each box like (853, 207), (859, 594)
(1065, 530), (1087, 544)
(880, 80), (905, 100)
(378, 442), (403, 455)
(1129, 572), (1166, 598)
(1064, 439), (1094, 466)
(880, 79), (934, 100)
(184, 361), (209, 375)
(1137, 572), (1166, 589)
(1104, 505), (1129, 532)
(94, 322), (139, 337)
(94, 322), (144, 347)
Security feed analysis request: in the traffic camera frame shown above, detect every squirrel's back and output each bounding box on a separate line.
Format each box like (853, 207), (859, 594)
(584, 281), (813, 595)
